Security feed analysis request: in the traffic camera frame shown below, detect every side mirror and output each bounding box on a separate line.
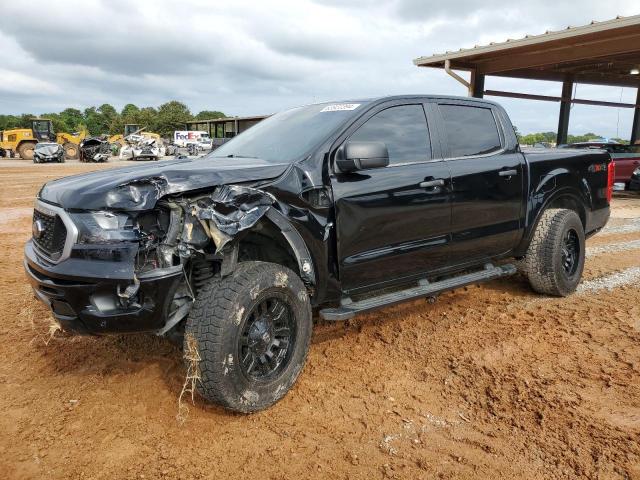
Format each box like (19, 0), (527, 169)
(336, 141), (389, 172)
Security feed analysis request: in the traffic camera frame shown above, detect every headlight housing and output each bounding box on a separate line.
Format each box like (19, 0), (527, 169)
(633, 166), (640, 177)
(70, 211), (139, 244)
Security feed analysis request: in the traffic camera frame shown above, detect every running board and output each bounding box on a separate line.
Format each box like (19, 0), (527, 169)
(319, 264), (516, 321)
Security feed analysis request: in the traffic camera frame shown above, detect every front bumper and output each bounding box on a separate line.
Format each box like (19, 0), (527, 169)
(34, 155), (63, 163)
(24, 240), (184, 335)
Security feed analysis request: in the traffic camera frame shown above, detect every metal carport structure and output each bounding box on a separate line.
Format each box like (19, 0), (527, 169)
(414, 15), (640, 144)
(186, 115), (269, 146)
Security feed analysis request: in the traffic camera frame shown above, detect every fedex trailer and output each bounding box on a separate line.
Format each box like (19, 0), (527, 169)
(173, 131), (213, 148)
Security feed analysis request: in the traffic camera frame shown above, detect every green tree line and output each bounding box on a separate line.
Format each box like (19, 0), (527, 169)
(514, 127), (629, 145)
(0, 101), (226, 138)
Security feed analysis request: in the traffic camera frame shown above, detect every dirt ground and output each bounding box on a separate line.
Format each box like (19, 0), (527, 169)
(0, 160), (639, 480)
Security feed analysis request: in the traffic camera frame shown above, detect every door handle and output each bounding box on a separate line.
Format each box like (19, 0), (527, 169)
(419, 179), (445, 188)
(498, 169), (518, 177)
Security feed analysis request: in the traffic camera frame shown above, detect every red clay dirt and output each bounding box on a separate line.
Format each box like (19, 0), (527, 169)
(0, 161), (638, 479)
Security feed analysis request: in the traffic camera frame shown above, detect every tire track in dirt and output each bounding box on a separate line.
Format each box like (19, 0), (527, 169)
(586, 239), (640, 256)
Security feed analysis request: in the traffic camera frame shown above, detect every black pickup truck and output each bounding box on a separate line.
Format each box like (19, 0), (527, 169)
(25, 95), (613, 412)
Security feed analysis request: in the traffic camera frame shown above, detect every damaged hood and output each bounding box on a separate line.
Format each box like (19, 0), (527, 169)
(39, 156), (290, 211)
(34, 144), (62, 157)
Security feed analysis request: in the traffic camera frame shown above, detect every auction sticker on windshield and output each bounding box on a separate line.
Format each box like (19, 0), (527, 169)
(321, 103), (361, 112)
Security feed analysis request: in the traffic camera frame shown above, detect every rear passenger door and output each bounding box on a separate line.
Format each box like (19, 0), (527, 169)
(436, 102), (524, 264)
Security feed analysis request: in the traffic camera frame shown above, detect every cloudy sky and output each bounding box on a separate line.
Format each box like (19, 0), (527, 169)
(1, 0), (638, 136)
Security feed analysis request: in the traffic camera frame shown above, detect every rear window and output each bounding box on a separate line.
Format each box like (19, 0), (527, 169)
(439, 104), (502, 158)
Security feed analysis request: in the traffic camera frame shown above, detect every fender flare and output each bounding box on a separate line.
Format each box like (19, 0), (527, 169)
(264, 208), (316, 285)
(516, 187), (588, 256)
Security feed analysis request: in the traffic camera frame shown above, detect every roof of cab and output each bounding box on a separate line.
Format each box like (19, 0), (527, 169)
(314, 94), (499, 107)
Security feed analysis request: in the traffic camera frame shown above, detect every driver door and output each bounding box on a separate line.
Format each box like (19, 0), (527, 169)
(330, 102), (452, 293)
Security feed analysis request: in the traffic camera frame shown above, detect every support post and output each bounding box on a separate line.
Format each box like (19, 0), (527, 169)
(557, 78), (573, 145)
(631, 87), (640, 145)
(471, 71), (485, 98)
(444, 59), (471, 95)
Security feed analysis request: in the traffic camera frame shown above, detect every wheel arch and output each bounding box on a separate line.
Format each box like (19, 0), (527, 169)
(235, 208), (316, 287)
(515, 188), (588, 257)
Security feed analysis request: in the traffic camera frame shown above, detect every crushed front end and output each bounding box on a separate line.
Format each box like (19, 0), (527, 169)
(24, 183), (278, 336)
(24, 199), (187, 334)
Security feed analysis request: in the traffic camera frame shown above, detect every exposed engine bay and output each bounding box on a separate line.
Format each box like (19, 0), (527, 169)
(103, 184), (304, 337)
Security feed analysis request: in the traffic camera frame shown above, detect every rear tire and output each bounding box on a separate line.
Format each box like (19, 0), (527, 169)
(184, 261), (312, 413)
(62, 142), (79, 160)
(520, 209), (585, 296)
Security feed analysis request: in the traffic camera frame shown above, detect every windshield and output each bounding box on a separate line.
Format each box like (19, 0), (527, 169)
(33, 121), (51, 133)
(124, 125), (140, 136)
(207, 102), (365, 163)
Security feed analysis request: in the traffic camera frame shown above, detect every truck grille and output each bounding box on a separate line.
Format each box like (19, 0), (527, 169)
(32, 209), (67, 260)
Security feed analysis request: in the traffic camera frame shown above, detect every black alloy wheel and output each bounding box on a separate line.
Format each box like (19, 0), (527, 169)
(239, 296), (295, 380)
(561, 229), (580, 276)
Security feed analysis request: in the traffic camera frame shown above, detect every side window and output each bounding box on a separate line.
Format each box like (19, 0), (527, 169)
(349, 105), (431, 165)
(439, 104), (502, 158)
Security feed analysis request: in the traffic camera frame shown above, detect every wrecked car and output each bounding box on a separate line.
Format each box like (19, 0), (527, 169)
(25, 95), (613, 413)
(79, 137), (110, 162)
(33, 143), (65, 163)
(120, 134), (162, 161)
(130, 137), (161, 161)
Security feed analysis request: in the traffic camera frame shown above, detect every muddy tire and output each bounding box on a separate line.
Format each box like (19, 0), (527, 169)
(520, 209), (585, 296)
(17, 141), (36, 160)
(184, 261), (312, 413)
(62, 142), (79, 160)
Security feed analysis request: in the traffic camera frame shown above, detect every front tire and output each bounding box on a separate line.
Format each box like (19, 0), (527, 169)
(17, 141), (36, 160)
(520, 209), (585, 296)
(184, 261), (312, 413)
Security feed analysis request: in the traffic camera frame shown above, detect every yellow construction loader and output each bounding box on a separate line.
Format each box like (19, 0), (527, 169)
(108, 124), (161, 148)
(0, 119), (85, 160)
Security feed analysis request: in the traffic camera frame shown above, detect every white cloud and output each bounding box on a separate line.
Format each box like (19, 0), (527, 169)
(0, 0), (638, 137)
(0, 70), (59, 96)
